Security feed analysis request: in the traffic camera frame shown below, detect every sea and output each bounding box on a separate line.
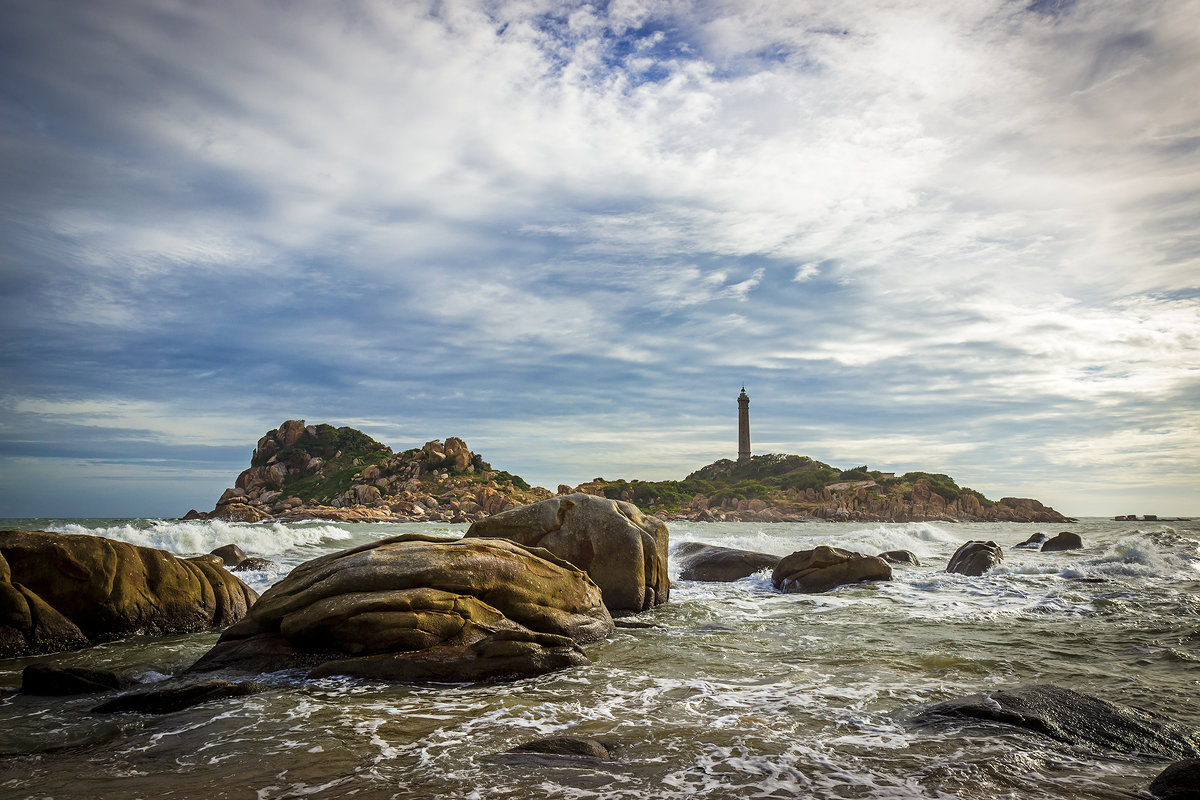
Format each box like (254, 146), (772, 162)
(1, 516), (1198, 799)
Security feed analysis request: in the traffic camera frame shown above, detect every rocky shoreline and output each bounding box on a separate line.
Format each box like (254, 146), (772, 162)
(183, 420), (1075, 525)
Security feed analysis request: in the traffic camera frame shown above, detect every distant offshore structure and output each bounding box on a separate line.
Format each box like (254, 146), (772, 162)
(737, 387), (751, 462)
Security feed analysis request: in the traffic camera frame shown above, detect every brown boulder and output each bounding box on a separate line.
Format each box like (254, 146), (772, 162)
(443, 437), (472, 471)
(675, 542), (780, 582)
(1041, 531), (1083, 552)
(189, 534), (612, 682)
(212, 502), (271, 523)
(0, 529), (257, 658)
(210, 544), (248, 567)
(946, 540), (1004, 576)
(466, 493), (669, 614)
(877, 549), (921, 566)
(277, 419), (307, 448)
(772, 546), (892, 593)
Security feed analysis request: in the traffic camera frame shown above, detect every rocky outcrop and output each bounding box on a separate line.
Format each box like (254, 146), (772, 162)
(466, 494), (669, 614)
(1041, 532), (1083, 552)
(912, 685), (1200, 759)
(577, 456), (1074, 524)
(188, 421), (552, 524)
(771, 546), (892, 594)
(675, 542), (780, 582)
(0, 530), (258, 658)
(946, 541), (1004, 577)
(189, 534), (612, 682)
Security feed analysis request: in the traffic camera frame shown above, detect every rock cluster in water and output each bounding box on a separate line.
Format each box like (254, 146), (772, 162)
(0, 529), (257, 658)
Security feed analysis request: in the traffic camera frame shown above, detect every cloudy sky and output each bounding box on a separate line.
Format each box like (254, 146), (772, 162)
(1, 0), (1197, 518)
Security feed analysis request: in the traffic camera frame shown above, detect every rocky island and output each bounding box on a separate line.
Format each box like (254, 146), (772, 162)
(185, 421), (1073, 524)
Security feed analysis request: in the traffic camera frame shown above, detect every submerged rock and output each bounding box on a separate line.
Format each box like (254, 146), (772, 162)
(92, 679), (266, 715)
(21, 663), (136, 696)
(189, 533), (612, 682)
(1150, 759), (1200, 799)
(466, 493), (669, 614)
(505, 736), (614, 760)
(1013, 533), (1048, 550)
(946, 541), (1004, 576)
(912, 684), (1200, 759)
(1041, 532), (1083, 552)
(675, 542), (780, 582)
(772, 546), (891, 594)
(0, 529), (258, 658)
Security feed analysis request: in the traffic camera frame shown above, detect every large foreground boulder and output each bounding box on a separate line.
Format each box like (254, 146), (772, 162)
(771, 546), (892, 594)
(912, 685), (1200, 759)
(946, 540), (1004, 576)
(675, 542), (780, 582)
(189, 533), (613, 682)
(466, 493), (669, 614)
(0, 529), (258, 658)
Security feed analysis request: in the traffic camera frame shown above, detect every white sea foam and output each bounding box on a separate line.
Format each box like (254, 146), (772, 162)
(48, 519), (354, 558)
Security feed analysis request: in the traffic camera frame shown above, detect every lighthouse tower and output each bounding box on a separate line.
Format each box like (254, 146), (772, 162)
(737, 387), (751, 462)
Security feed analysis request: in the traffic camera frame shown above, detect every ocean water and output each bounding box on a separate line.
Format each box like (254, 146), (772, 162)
(1, 516), (1198, 799)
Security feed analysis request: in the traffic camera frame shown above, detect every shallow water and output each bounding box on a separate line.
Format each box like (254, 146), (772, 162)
(1, 517), (1198, 799)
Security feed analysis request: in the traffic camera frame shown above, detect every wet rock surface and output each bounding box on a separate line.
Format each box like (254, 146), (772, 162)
(946, 540), (1004, 576)
(92, 679), (267, 715)
(675, 542), (780, 582)
(21, 663), (136, 696)
(912, 684), (1200, 759)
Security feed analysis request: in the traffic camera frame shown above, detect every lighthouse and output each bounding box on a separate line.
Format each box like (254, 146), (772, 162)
(737, 387), (750, 462)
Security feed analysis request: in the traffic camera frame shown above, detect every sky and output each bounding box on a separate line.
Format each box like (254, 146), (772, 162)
(1, 0), (1198, 518)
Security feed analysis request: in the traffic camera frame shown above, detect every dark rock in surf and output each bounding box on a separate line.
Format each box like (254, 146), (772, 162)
(877, 549), (921, 566)
(675, 542), (780, 582)
(0, 529), (258, 658)
(232, 557), (275, 572)
(92, 679), (266, 714)
(466, 493), (669, 614)
(1014, 533), (1048, 550)
(912, 684), (1200, 759)
(21, 663), (136, 696)
(210, 544), (248, 566)
(1041, 532), (1083, 552)
(946, 541), (1003, 576)
(1150, 759), (1200, 799)
(772, 546), (891, 594)
(507, 736), (614, 760)
(189, 534), (612, 683)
